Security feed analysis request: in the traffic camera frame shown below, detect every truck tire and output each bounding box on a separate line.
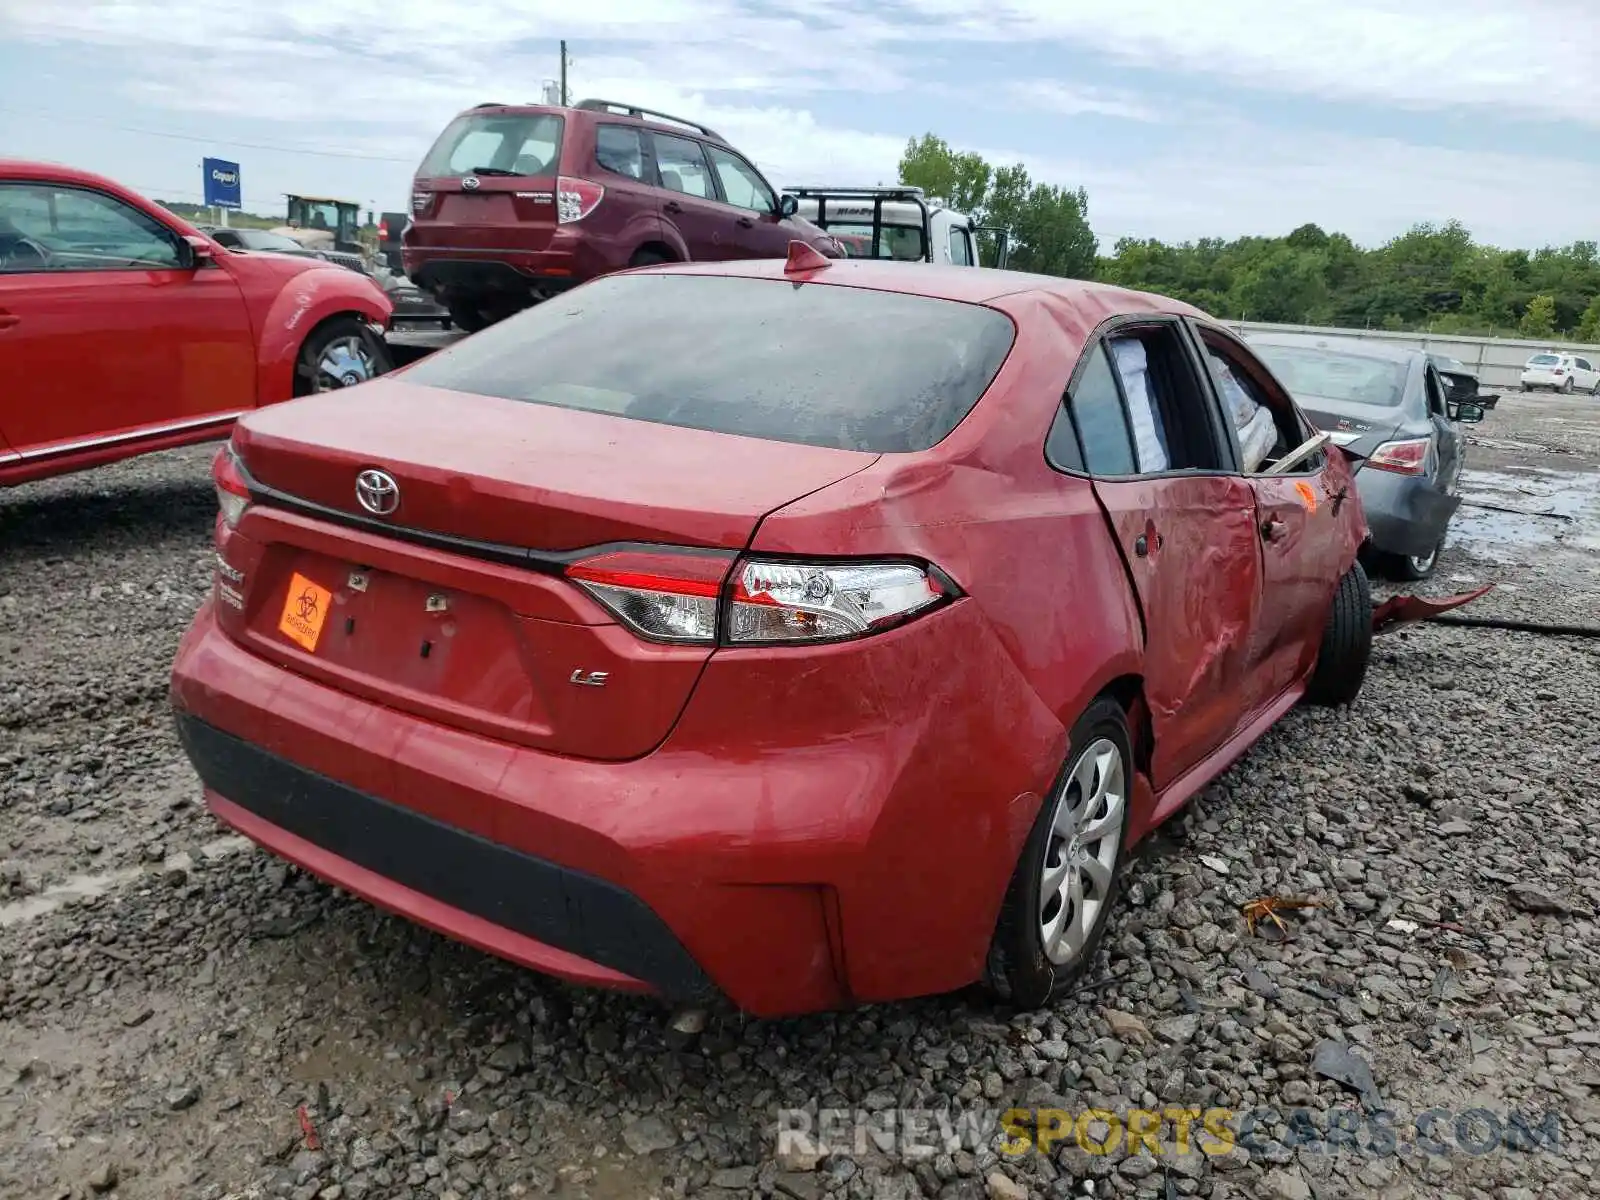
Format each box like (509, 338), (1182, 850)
(1305, 560), (1372, 707)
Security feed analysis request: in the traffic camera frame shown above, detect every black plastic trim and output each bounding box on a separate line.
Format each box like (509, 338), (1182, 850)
(174, 712), (718, 1003)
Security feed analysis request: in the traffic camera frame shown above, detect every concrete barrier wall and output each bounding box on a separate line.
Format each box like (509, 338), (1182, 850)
(1222, 320), (1600, 390)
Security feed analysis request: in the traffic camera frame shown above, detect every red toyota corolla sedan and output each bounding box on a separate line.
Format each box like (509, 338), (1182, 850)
(170, 248), (1387, 1016)
(0, 161), (391, 489)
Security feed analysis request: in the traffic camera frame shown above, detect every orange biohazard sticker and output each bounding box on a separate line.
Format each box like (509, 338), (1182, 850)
(278, 573), (331, 652)
(1294, 481), (1318, 512)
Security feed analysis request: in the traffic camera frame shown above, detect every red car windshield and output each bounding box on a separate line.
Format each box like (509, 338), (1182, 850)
(397, 274), (1016, 453)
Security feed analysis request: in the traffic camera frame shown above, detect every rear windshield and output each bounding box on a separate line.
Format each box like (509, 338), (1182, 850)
(1252, 345), (1409, 407)
(1528, 354), (1561, 365)
(418, 113), (563, 178)
(398, 274), (1016, 453)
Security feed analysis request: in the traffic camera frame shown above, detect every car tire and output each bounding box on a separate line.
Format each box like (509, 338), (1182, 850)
(447, 303), (490, 333)
(1305, 559), (1373, 707)
(1561, 377), (1574, 393)
(293, 317), (391, 397)
(985, 696), (1132, 1010)
(1383, 533), (1442, 582)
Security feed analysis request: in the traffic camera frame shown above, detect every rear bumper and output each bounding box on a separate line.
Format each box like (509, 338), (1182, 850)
(1354, 467), (1459, 558)
(177, 713), (711, 999)
(169, 597), (1060, 1015)
(401, 230), (625, 298)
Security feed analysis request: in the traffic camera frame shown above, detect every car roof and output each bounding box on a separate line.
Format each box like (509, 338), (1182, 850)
(637, 257), (1210, 316)
(460, 101), (733, 147)
(1246, 330), (1422, 365)
(0, 159), (130, 190)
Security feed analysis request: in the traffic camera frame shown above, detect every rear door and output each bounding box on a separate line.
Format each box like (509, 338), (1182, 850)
(408, 110), (564, 258)
(0, 179), (253, 458)
(704, 144), (791, 257)
(1064, 319), (1264, 790)
(1574, 356), (1599, 392)
(649, 134), (726, 259)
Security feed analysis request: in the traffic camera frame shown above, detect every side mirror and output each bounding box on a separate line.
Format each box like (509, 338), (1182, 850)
(180, 234), (213, 269)
(1451, 401), (1485, 424)
(778, 193), (798, 218)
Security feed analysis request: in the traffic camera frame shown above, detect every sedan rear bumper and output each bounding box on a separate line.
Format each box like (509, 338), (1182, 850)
(1354, 467), (1460, 558)
(169, 597), (1058, 1015)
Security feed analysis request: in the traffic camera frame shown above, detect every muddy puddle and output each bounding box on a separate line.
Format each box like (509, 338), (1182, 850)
(1452, 465), (1600, 564)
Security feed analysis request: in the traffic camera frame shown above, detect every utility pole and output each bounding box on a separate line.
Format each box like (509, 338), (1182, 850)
(559, 41), (569, 106)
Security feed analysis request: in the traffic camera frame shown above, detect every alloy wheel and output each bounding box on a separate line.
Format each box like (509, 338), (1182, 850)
(1038, 737), (1126, 965)
(313, 335), (379, 391)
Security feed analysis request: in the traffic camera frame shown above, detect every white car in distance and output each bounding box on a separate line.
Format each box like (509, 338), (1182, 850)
(1520, 352), (1599, 393)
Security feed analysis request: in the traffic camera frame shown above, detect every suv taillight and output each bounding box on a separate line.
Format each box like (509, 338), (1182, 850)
(565, 551), (955, 646)
(212, 445), (250, 528)
(411, 189), (430, 215)
(378, 219), (389, 240)
(556, 176), (604, 223)
(1366, 437), (1429, 476)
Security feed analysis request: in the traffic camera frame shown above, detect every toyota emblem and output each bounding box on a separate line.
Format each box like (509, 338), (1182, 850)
(355, 468), (400, 516)
(461, 176), (480, 190)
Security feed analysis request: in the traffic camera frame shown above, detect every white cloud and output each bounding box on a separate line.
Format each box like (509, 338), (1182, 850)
(899, 0), (1600, 126)
(2, 0), (1596, 250)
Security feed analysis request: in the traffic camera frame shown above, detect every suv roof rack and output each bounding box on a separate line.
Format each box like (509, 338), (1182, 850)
(785, 185), (926, 198)
(572, 99), (722, 141)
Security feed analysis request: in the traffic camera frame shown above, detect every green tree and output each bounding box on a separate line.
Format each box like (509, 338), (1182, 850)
(897, 134), (1096, 278)
(1575, 294), (1600, 344)
(897, 134), (992, 216)
(1520, 294), (1557, 338)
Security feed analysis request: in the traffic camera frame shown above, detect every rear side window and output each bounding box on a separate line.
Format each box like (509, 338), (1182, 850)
(1063, 344), (1137, 475)
(419, 113), (563, 178)
(594, 125), (645, 180)
(398, 274), (1016, 453)
(653, 135), (714, 199)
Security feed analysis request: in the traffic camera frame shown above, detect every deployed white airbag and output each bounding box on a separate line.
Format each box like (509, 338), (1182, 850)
(1110, 337), (1168, 473)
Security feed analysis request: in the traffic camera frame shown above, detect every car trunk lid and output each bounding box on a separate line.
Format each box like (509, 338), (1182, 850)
(1292, 393), (1403, 461)
(220, 381), (878, 760)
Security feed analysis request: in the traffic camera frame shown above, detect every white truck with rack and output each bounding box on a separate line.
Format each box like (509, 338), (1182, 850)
(781, 185), (1008, 268)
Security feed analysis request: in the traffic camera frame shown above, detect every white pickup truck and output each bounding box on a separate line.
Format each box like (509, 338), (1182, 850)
(782, 186), (1008, 268)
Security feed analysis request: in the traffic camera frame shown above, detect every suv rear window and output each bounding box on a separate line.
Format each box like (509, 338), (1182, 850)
(419, 113), (563, 178)
(398, 274), (1016, 453)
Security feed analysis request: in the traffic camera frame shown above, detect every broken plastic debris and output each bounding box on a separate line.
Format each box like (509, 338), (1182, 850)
(1385, 917), (1420, 934)
(1312, 1038), (1383, 1110)
(1371, 585), (1493, 634)
(1241, 895), (1324, 937)
(1198, 854), (1231, 876)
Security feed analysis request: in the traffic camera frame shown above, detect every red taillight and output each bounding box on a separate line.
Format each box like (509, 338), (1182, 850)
(556, 176), (604, 223)
(567, 550), (731, 643)
(378, 219), (390, 240)
(1366, 438), (1429, 476)
(565, 551), (954, 646)
(410, 189), (430, 215)
(212, 445), (250, 528)
(1552, 368), (1566, 376)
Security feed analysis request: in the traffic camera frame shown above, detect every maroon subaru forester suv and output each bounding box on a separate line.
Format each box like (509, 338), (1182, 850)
(402, 98), (841, 331)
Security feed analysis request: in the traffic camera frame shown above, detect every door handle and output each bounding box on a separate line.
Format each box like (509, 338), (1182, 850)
(1261, 516), (1288, 542)
(735, 216), (754, 228)
(0, 312), (19, 331)
(663, 200), (683, 214)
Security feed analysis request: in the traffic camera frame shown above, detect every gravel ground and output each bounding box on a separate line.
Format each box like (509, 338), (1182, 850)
(2, 393), (1597, 1200)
